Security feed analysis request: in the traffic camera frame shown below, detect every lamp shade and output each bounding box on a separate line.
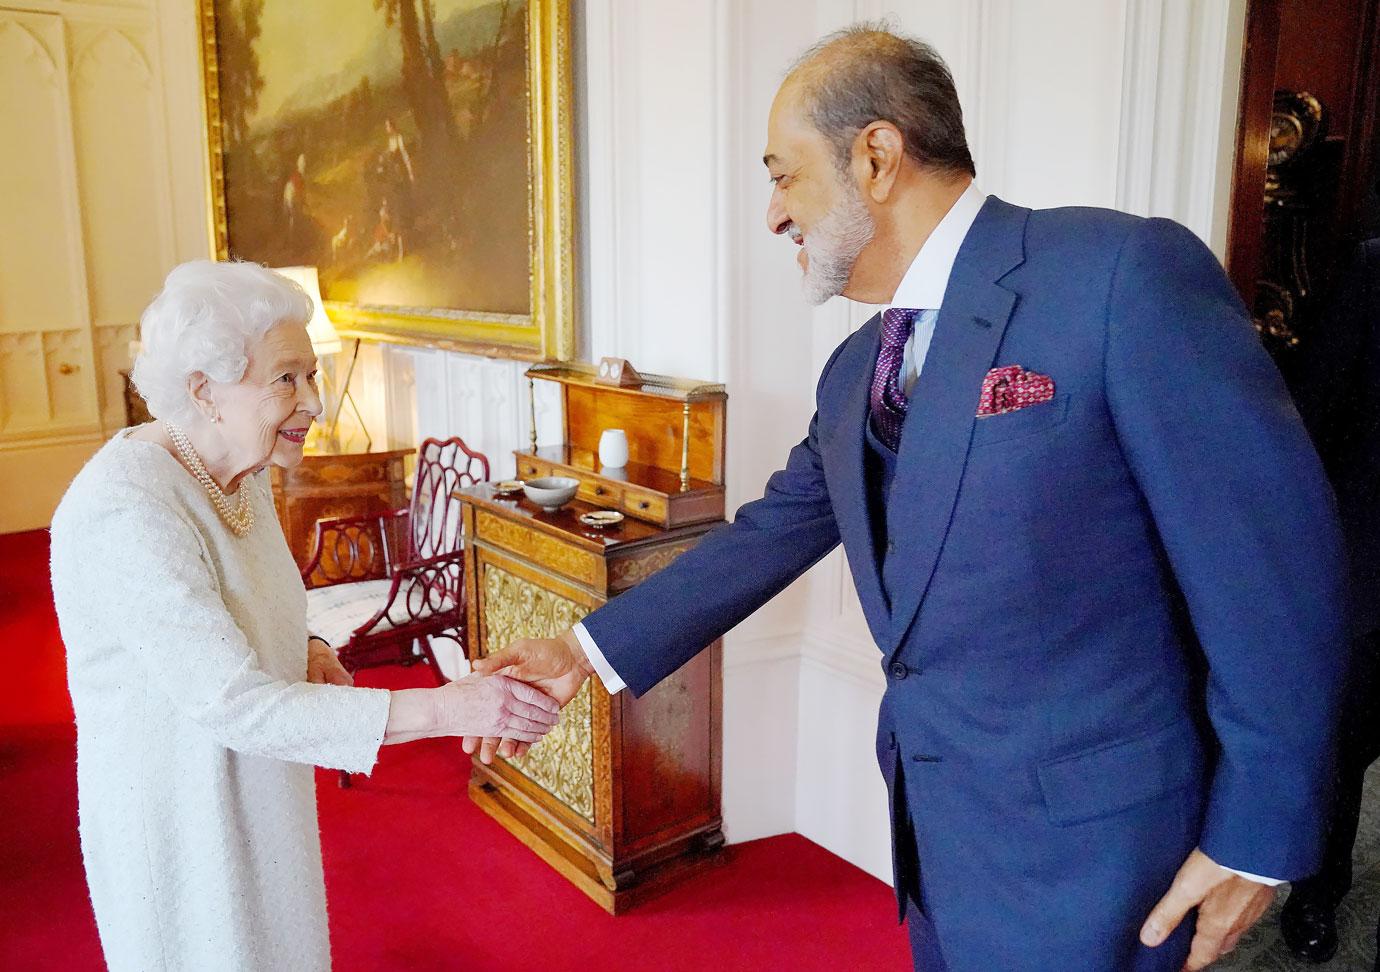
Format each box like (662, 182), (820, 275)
(272, 265), (341, 356)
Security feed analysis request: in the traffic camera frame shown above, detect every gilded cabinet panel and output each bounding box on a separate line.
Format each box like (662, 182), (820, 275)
(475, 509), (601, 585)
(481, 562), (594, 822)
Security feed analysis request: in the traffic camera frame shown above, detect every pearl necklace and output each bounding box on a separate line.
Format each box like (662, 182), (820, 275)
(166, 424), (254, 537)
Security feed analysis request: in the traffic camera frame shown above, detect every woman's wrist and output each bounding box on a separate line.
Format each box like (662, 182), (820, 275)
(382, 688), (439, 744)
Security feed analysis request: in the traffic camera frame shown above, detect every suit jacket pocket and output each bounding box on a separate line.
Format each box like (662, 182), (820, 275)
(970, 394), (1069, 447)
(1037, 717), (1202, 826)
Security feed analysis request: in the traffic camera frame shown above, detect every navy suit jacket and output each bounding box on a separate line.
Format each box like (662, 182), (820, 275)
(581, 197), (1347, 969)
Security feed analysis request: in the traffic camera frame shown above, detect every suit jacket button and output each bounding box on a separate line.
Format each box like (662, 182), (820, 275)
(890, 661), (909, 680)
(886, 540), (896, 554)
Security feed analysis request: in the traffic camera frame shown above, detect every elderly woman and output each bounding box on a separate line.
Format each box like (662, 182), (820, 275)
(48, 260), (557, 972)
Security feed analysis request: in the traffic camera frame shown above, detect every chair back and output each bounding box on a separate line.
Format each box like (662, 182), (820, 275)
(409, 436), (489, 562)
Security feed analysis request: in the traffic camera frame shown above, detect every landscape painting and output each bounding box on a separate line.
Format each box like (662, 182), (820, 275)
(201, 0), (575, 358)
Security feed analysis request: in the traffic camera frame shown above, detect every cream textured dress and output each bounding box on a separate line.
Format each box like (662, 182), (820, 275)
(49, 432), (393, 972)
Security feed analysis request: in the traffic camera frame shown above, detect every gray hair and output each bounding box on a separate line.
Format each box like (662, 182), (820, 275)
(789, 23), (975, 178)
(131, 260), (313, 425)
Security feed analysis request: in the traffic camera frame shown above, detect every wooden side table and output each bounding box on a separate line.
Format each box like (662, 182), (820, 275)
(270, 447), (411, 569)
(459, 484), (724, 914)
(120, 370), (152, 427)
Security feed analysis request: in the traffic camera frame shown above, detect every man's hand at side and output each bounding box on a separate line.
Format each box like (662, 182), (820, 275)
(1139, 847), (1276, 969)
(464, 629), (594, 764)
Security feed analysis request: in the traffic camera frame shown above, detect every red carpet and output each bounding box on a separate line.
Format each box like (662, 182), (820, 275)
(0, 529), (909, 970)
(0, 530), (73, 727)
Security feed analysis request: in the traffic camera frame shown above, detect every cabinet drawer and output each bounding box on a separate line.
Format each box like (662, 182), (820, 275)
(517, 457), (551, 480)
(581, 479), (622, 506)
(622, 489), (667, 522)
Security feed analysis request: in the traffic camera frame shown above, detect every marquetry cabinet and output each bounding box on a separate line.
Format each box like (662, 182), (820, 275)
(459, 363), (727, 913)
(269, 447), (410, 569)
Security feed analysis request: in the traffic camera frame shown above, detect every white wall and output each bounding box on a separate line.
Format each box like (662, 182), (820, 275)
(370, 0), (1248, 883)
(0, 0), (211, 531)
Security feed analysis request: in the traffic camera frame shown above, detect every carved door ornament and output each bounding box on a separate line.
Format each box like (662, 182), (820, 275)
(1255, 90), (1329, 353)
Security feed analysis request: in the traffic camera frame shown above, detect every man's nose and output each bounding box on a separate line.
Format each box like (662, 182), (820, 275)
(766, 189), (790, 235)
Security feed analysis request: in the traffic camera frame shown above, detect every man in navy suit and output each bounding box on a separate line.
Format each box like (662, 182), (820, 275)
(474, 26), (1348, 971)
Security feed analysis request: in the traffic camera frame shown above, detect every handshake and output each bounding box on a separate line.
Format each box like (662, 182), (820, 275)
(449, 629), (592, 763)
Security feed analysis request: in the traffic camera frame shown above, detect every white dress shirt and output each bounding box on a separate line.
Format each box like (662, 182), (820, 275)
(569, 182), (1279, 886)
(572, 182), (987, 693)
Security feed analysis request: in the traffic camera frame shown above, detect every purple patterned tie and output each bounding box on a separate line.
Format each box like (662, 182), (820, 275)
(870, 307), (921, 451)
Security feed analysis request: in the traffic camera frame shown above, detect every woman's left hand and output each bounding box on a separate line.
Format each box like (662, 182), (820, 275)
(307, 637), (353, 686)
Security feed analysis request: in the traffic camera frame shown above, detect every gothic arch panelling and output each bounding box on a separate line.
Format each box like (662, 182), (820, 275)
(70, 24), (172, 330)
(0, 12), (87, 335)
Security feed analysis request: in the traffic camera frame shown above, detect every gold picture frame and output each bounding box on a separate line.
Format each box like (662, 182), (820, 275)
(197, 0), (576, 361)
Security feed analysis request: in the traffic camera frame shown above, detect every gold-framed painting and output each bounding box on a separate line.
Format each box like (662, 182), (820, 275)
(197, 0), (575, 360)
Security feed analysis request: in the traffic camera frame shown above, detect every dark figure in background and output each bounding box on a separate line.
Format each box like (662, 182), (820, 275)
(371, 118), (416, 259)
(1281, 238), (1380, 964)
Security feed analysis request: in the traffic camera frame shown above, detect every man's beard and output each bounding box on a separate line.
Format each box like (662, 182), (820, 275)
(799, 185), (875, 306)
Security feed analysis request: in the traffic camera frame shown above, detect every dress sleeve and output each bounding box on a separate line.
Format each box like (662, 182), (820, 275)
(78, 484), (393, 774)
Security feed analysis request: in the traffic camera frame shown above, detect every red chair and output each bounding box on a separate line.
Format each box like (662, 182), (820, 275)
(302, 436), (489, 688)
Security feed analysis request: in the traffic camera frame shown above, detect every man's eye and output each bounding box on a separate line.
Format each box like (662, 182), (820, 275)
(307, 370), (318, 383)
(278, 373), (294, 384)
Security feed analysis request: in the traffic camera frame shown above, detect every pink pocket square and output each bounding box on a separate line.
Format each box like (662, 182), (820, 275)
(977, 365), (1055, 417)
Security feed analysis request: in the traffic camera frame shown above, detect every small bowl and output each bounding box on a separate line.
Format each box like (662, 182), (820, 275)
(522, 476), (579, 512)
(492, 479), (524, 496)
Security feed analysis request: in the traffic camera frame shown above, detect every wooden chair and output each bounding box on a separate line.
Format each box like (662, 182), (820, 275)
(301, 434), (489, 698)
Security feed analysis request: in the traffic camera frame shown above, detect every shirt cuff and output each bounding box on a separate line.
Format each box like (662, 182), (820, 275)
(1222, 865), (1284, 886)
(571, 622), (626, 695)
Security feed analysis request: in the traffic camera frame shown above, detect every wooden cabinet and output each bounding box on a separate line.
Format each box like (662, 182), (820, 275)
(269, 447), (410, 569)
(460, 361), (727, 913)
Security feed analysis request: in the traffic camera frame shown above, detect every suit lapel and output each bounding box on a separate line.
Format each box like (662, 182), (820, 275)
(883, 197), (1029, 655)
(822, 313), (891, 639)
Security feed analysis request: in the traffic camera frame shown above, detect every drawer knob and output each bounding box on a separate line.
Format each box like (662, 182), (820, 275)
(638, 501), (649, 509)
(595, 486), (607, 496)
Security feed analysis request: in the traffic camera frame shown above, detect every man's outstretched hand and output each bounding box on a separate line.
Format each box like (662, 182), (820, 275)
(1139, 847), (1275, 970)
(464, 629), (594, 765)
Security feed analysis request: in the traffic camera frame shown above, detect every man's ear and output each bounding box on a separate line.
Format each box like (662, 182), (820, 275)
(856, 121), (905, 203)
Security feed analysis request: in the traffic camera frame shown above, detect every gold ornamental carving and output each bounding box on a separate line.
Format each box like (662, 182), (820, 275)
(482, 563), (594, 822)
(476, 510), (600, 585)
(611, 539), (697, 589)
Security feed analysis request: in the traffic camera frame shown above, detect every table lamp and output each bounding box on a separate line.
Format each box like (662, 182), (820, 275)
(272, 266), (370, 451)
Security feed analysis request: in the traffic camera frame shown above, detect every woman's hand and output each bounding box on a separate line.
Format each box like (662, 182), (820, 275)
(307, 637), (353, 686)
(433, 673), (561, 747)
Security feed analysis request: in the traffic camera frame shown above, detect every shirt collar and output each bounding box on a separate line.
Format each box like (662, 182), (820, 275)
(884, 181), (986, 313)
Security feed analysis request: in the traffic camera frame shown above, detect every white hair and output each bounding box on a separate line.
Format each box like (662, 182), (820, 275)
(131, 260), (313, 425)
(799, 183), (875, 305)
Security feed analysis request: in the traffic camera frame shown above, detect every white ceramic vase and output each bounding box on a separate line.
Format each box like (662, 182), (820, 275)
(598, 428), (629, 469)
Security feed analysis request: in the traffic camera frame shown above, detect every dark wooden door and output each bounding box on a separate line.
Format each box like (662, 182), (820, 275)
(1225, 0), (1380, 377)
